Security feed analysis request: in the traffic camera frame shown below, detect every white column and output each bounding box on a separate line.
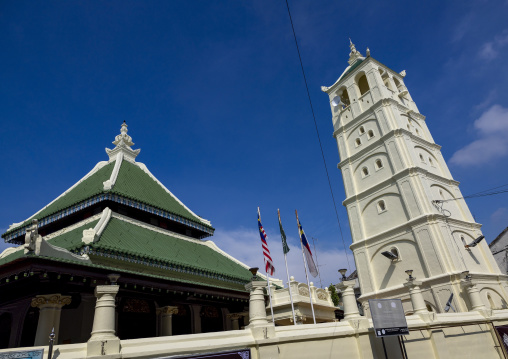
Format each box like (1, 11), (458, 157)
(190, 305), (202, 333)
(227, 313), (243, 330)
(87, 285), (120, 356)
(32, 294), (71, 346)
(245, 281), (269, 327)
(157, 306), (178, 336)
(403, 280), (428, 314)
(336, 280), (360, 320)
(461, 280), (487, 311)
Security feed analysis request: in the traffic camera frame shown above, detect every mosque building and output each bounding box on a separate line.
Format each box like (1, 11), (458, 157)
(1, 42), (508, 359)
(0, 122), (255, 348)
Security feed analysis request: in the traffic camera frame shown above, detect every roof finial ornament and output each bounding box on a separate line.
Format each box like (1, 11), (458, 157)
(105, 122), (141, 163)
(348, 39), (363, 66)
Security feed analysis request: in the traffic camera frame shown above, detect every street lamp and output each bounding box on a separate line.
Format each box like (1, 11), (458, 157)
(249, 267), (259, 280)
(405, 269), (414, 281)
(338, 269), (347, 281)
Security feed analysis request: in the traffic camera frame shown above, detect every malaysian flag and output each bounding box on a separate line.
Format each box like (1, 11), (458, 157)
(258, 207), (275, 276)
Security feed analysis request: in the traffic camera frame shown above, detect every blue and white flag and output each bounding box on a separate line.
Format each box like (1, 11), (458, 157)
(297, 217), (318, 277)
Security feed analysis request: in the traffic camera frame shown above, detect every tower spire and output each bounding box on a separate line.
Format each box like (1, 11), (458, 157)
(105, 122), (141, 162)
(348, 39), (363, 66)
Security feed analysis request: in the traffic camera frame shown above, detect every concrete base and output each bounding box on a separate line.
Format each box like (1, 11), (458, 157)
(249, 325), (276, 340)
(87, 338), (121, 357)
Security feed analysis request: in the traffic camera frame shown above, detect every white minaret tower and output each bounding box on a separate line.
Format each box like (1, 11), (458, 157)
(322, 41), (508, 314)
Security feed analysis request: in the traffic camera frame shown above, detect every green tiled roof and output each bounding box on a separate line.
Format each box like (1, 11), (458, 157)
(3, 163), (114, 236)
(0, 248), (24, 266)
(339, 58), (364, 82)
(0, 219), (98, 266)
(3, 159), (212, 239)
(91, 218), (251, 282)
(109, 161), (204, 225)
(0, 216), (250, 292)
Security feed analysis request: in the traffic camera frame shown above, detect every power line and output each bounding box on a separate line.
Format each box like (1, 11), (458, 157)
(435, 187), (508, 203)
(284, 0), (351, 272)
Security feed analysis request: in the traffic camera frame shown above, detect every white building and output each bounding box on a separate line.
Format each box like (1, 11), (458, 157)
(321, 41), (508, 314)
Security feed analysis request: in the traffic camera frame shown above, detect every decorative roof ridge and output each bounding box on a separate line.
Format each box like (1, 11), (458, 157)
(103, 153), (124, 191)
(110, 212), (207, 246)
(82, 207), (112, 245)
(0, 245), (23, 260)
(6, 161), (110, 233)
(134, 161), (212, 226)
(44, 213), (103, 241)
(105, 122), (140, 163)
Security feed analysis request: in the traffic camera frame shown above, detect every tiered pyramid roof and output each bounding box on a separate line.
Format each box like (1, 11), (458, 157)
(0, 123), (254, 292)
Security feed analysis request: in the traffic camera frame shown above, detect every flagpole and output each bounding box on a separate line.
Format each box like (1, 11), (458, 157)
(279, 209), (297, 326)
(258, 207), (275, 326)
(266, 274), (276, 326)
(295, 210), (316, 324)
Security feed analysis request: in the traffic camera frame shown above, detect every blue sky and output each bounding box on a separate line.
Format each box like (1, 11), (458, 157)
(1, 1), (508, 287)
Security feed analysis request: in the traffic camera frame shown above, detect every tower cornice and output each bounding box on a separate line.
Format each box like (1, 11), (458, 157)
(341, 166), (460, 207)
(336, 128), (442, 170)
(333, 98), (426, 136)
(349, 214), (482, 251)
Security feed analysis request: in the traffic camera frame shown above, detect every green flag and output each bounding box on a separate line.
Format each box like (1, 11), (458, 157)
(278, 209), (290, 254)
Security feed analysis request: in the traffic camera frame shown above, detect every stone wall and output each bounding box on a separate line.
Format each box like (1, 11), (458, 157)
(2, 310), (508, 359)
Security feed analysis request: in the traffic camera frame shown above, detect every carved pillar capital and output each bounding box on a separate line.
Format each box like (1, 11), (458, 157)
(227, 313), (244, 320)
(32, 294), (71, 346)
(31, 294), (71, 309)
(157, 305), (179, 316)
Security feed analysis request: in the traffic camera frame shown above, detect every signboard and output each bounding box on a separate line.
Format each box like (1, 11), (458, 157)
(157, 349), (250, 359)
(369, 299), (409, 337)
(0, 349), (44, 359)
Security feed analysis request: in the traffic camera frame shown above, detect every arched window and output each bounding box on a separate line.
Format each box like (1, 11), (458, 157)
(429, 157), (434, 166)
(355, 138), (361, 147)
(390, 247), (399, 259)
(415, 128), (420, 136)
(460, 235), (466, 246)
(357, 74), (370, 96)
(359, 126), (365, 134)
(393, 77), (403, 91)
(362, 167), (369, 178)
(419, 154), (425, 162)
(367, 130), (374, 139)
(338, 88), (350, 108)
(407, 124), (411, 131)
(375, 159), (383, 170)
(377, 200), (386, 213)
(488, 294), (495, 309)
(426, 304), (434, 312)
(383, 77), (393, 91)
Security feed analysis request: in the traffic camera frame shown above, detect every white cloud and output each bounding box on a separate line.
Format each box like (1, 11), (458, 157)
(491, 207), (508, 225)
(210, 227), (352, 289)
(450, 105), (508, 166)
(479, 29), (508, 61)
